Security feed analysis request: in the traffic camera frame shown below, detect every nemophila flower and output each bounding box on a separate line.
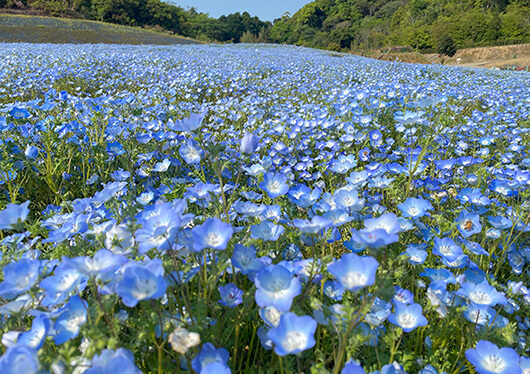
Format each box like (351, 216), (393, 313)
(0, 344), (39, 373)
(115, 259), (167, 307)
(9, 106), (31, 119)
(323, 209), (354, 227)
(0, 258), (40, 300)
(231, 244), (264, 276)
(152, 158), (171, 172)
(465, 340), (521, 374)
(192, 343), (230, 374)
(266, 312), (317, 356)
(334, 189), (365, 211)
(402, 243), (428, 265)
(135, 202), (181, 254)
(110, 168), (130, 181)
(463, 304), (497, 325)
(456, 281), (507, 308)
(179, 139), (204, 164)
(218, 283), (243, 308)
(350, 228), (398, 249)
(66, 249), (127, 282)
(292, 216), (333, 234)
(39, 263), (86, 307)
(169, 111), (206, 132)
(85, 348), (141, 374)
(365, 297), (392, 327)
(259, 172), (289, 199)
(369, 129), (383, 147)
(327, 253), (378, 292)
(24, 145), (39, 159)
(461, 238), (489, 256)
(394, 286), (414, 304)
(0, 200), (30, 230)
(363, 213), (401, 235)
(456, 209), (482, 238)
(105, 223), (135, 256)
(93, 181), (127, 203)
(398, 197), (433, 218)
(251, 221), (284, 241)
(192, 218), (233, 252)
(17, 315), (50, 349)
(53, 295), (88, 345)
(323, 280), (344, 301)
(342, 359), (366, 374)
(432, 237), (463, 262)
(346, 170), (369, 187)
(169, 328), (201, 354)
(388, 302), (428, 332)
(254, 265), (302, 311)
(240, 132), (260, 154)
(136, 191), (154, 205)
(287, 184), (321, 208)
(331, 154), (357, 174)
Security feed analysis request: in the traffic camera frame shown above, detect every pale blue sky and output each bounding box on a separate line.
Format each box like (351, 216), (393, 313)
(171, 0), (313, 22)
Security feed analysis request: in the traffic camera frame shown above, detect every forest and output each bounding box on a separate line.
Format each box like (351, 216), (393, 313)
(1, 0), (529, 52)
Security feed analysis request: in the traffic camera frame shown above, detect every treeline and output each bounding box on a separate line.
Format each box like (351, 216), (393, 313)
(269, 0), (530, 52)
(1, 0), (530, 52)
(0, 0), (272, 42)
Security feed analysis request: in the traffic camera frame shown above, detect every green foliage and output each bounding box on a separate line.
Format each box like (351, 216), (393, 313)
(437, 35), (457, 57)
(268, 0), (530, 52)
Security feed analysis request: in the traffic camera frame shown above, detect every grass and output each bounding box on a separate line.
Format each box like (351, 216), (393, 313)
(0, 14), (200, 45)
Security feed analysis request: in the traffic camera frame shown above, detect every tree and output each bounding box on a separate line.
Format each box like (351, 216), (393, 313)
(437, 35), (457, 57)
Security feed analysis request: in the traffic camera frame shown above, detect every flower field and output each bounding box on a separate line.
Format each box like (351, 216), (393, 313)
(0, 43), (529, 373)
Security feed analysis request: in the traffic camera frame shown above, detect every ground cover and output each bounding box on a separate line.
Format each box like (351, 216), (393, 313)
(0, 43), (529, 373)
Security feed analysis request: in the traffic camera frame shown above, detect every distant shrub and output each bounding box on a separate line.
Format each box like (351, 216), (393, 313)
(437, 35), (457, 57)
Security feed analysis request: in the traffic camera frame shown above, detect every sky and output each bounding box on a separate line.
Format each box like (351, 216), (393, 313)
(171, 0), (313, 22)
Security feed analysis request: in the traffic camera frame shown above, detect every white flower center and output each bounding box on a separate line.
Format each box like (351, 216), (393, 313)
(282, 331), (307, 353)
(397, 312), (416, 329)
(469, 291), (491, 305)
(341, 272), (367, 289)
(132, 278), (157, 300)
(207, 232), (222, 246)
(482, 354), (506, 373)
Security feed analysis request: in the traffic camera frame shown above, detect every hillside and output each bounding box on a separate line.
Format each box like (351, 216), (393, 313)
(0, 14), (200, 45)
(269, 0), (530, 53)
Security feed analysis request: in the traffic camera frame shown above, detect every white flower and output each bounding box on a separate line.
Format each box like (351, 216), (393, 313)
(168, 328), (200, 354)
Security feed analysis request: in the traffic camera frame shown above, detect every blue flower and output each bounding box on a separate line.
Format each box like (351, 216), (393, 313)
(39, 263), (86, 306)
(266, 312), (317, 356)
(179, 139), (204, 164)
(402, 244), (428, 265)
(465, 340), (521, 374)
(350, 228), (398, 249)
(292, 216), (333, 234)
(85, 348), (141, 374)
(135, 202), (182, 254)
(327, 253), (379, 292)
(192, 343), (230, 373)
(456, 281), (507, 308)
(388, 302), (428, 332)
(334, 189), (365, 211)
(192, 218), (233, 252)
(398, 197), (433, 218)
(231, 244), (265, 276)
(342, 359), (366, 374)
(218, 283), (243, 308)
(432, 237), (463, 262)
(0, 201), (30, 230)
(169, 111), (206, 132)
(240, 132), (260, 154)
(259, 172), (289, 199)
(9, 106), (31, 119)
(53, 295), (88, 345)
(0, 345), (39, 373)
(251, 221), (284, 241)
(66, 249), (127, 282)
(115, 259), (167, 308)
(17, 315), (50, 350)
(456, 209), (482, 238)
(0, 258), (40, 300)
(254, 265), (302, 311)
